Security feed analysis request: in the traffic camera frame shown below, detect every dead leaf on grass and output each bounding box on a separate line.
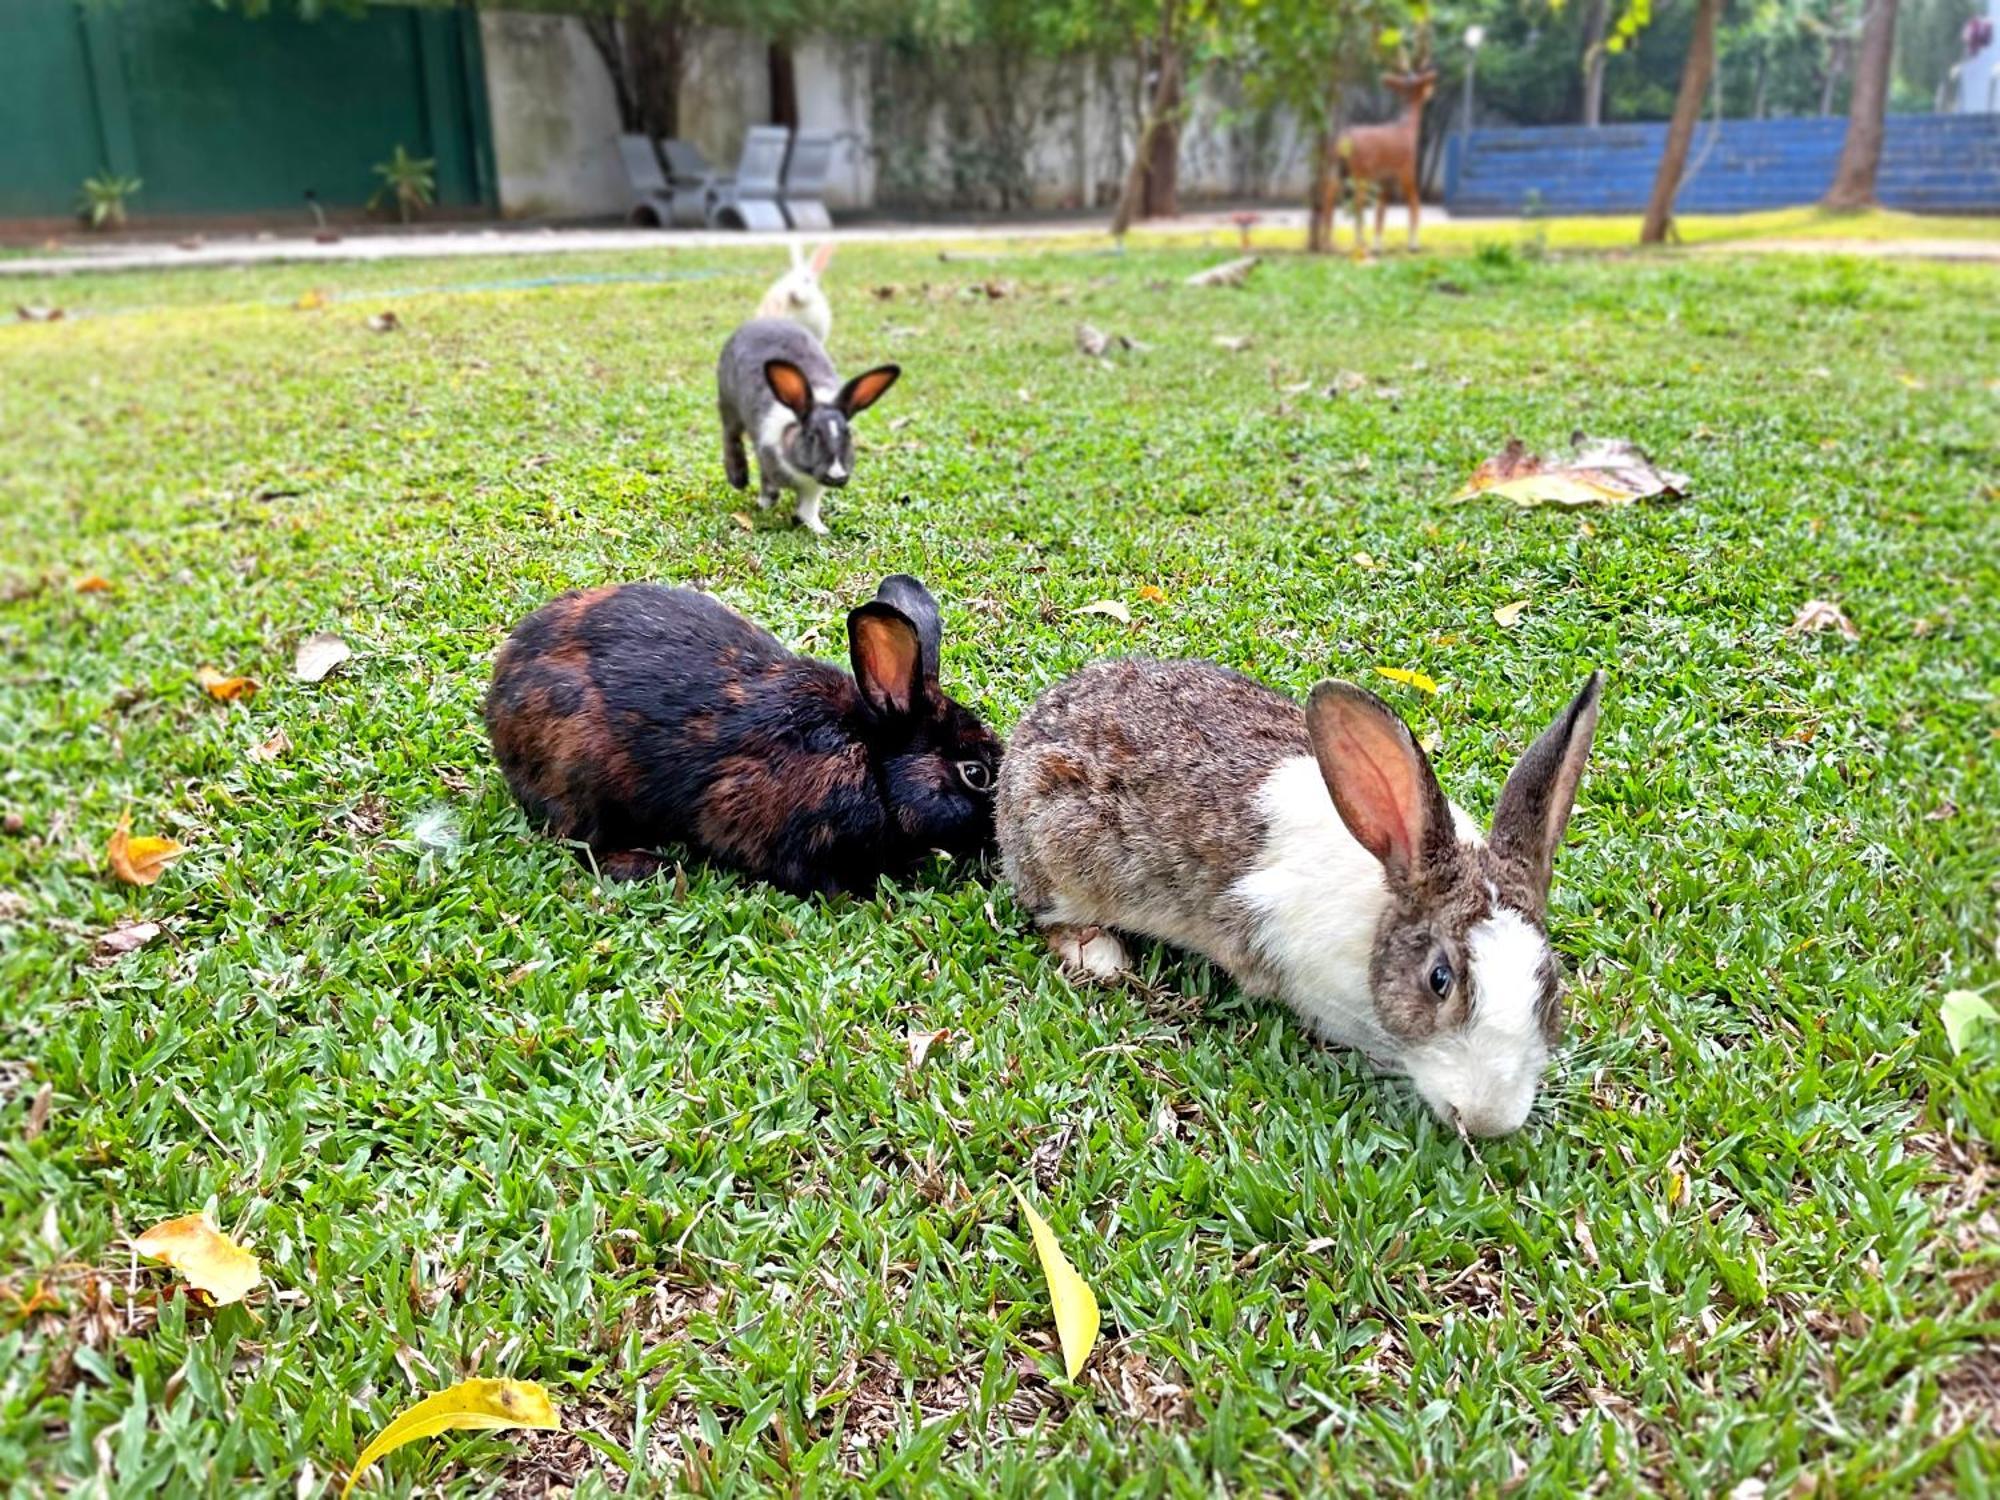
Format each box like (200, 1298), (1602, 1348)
(1137, 585), (1167, 604)
(133, 1212), (261, 1305)
(1455, 436), (1688, 508)
(1788, 599), (1859, 641)
(1075, 600), (1133, 625)
(1010, 1186), (1101, 1382)
(293, 631), (352, 682)
(196, 667), (260, 703)
(1076, 323), (1110, 358)
(730, 512), (755, 531)
(25, 1083), (53, 1141)
(107, 813), (184, 887)
(1373, 666), (1439, 696)
(1492, 599), (1530, 629)
(906, 1027), (949, 1071)
(1212, 334), (1253, 352)
(295, 290), (328, 311)
(247, 727), (291, 763)
(341, 1379), (559, 1500)
(91, 918), (162, 967)
(72, 575), (112, 594)
(365, 311), (401, 333)
(16, 305), (64, 323)
(1185, 256), (1258, 289)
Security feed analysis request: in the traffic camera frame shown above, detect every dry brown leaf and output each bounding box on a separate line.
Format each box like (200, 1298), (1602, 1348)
(1185, 256), (1258, 289)
(1076, 323), (1110, 358)
(25, 1083), (52, 1141)
(295, 290), (328, 311)
(1076, 600), (1132, 625)
(133, 1212), (262, 1305)
(16, 305), (64, 323)
(1212, 334), (1253, 352)
(196, 667), (260, 703)
(1455, 436), (1688, 508)
(1137, 585), (1167, 604)
(906, 1027), (949, 1071)
(107, 813), (185, 887)
(1492, 600), (1530, 629)
(72, 575), (112, 594)
(365, 311), (401, 333)
(293, 632), (351, 683)
(1788, 599), (1859, 641)
(91, 917), (163, 967)
(247, 727), (291, 764)
(730, 511), (755, 531)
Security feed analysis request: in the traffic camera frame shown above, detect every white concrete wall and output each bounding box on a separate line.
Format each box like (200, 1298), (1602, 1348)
(478, 12), (1312, 221)
(479, 13), (629, 220)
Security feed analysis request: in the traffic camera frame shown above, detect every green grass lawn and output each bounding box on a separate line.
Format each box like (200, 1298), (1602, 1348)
(2, 239), (1996, 1498)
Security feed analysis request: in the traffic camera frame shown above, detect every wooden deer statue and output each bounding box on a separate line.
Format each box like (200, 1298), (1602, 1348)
(1329, 67), (1439, 254)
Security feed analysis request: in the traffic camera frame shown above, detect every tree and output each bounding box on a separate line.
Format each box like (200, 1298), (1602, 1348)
(1639, 0), (1721, 243)
(1581, 0), (1612, 122)
(1105, 0), (1207, 234)
(1822, 0), (1900, 206)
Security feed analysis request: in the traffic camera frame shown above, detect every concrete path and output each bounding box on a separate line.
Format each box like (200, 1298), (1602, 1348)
(0, 210), (1329, 279)
(1697, 235), (2000, 262)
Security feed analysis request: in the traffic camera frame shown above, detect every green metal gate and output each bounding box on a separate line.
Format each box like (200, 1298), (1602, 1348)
(0, 0), (494, 222)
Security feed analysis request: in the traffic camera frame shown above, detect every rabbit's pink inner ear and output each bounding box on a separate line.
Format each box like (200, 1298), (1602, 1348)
(838, 365), (900, 416)
(1306, 682), (1439, 885)
(849, 607), (921, 717)
(809, 242), (835, 274)
(765, 360), (813, 416)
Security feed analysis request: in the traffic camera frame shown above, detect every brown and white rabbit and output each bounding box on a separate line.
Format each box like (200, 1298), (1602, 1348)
(485, 575), (1001, 897)
(996, 660), (1602, 1137)
(756, 242), (835, 344)
(716, 319), (898, 536)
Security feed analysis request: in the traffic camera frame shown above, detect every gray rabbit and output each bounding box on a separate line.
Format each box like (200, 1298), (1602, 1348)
(716, 318), (899, 536)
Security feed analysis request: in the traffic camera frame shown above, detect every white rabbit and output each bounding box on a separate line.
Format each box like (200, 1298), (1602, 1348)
(997, 661), (1603, 1137)
(756, 242), (835, 344)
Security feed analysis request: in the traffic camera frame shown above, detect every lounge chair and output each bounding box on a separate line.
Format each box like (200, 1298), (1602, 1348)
(619, 136), (706, 229)
(780, 130), (836, 231)
(706, 126), (791, 231)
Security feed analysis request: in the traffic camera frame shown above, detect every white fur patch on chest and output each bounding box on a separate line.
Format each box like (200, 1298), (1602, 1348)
(1231, 756), (1395, 1051)
(756, 405), (800, 476)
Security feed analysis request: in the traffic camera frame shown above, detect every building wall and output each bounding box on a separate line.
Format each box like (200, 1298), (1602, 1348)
(475, 13), (1311, 222)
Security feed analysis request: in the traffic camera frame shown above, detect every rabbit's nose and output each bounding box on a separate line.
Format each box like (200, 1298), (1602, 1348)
(825, 462), (849, 485)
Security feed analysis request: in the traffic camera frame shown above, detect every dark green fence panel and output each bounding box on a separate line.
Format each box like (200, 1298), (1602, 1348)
(0, 0), (493, 221)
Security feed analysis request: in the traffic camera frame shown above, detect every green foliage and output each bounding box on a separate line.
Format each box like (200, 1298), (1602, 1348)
(369, 146), (436, 224)
(76, 174), (142, 230)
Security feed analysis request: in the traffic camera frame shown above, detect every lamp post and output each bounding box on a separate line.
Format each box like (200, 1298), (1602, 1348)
(1461, 25), (1487, 139)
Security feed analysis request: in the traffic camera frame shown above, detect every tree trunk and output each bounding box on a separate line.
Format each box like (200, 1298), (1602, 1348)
(1306, 126), (1337, 252)
(1142, 44), (1183, 216)
(1823, 0), (1900, 207)
(582, 15), (641, 135)
(767, 42), (799, 131)
(1819, 37), (1850, 114)
(628, 7), (687, 141)
(1109, 0), (1180, 236)
(1639, 0), (1722, 244)
(1582, 0), (1611, 126)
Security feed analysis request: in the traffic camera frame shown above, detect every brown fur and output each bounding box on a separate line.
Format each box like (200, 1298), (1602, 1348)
(1328, 71), (1437, 252)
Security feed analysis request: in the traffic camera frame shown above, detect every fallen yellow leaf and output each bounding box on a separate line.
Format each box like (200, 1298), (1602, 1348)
(1010, 1184), (1099, 1382)
(196, 667), (260, 703)
(133, 1212), (261, 1305)
(73, 574), (113, 594)
(247, 726), (291, 763)
(341, 1378), (559, 1499)
(1075, 600), (1132, 625)
(1373, 666), (1439, 696)
(296, 290), (328, 311)
(1137, 585), (1167, 604)
(107, 812), (185, 886)
(1492, 600), (1530, 629)
(1454, 436), (1686, 508)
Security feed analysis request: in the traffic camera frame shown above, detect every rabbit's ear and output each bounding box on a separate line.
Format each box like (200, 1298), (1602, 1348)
(765, 360), (814, 417)
(809, 242), (836, 275)
(1491, 672), (1603, 908)
(871, 575), (940, 683)
(848, 602), (923, 718)
(789, 243), (806, 271)
(835, 364), (900, 416)
(1306, 681), (1456, 889)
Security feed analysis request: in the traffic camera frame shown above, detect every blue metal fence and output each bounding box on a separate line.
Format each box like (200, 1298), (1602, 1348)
(1443, 113), (2000, 216)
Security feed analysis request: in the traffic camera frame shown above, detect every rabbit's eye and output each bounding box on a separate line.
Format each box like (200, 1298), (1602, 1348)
(1428, 962), (1455, 999)
(955, 760), (993, 792)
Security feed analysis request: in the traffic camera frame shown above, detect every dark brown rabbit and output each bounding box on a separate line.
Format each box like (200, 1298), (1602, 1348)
(485, 576), (1001, 896)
